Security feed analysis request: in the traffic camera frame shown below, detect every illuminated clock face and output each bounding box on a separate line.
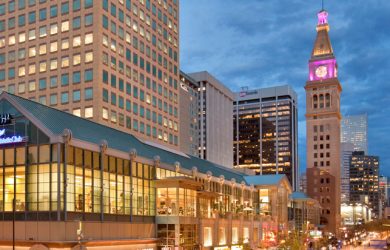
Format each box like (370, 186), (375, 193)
(315, 66), (327, 78)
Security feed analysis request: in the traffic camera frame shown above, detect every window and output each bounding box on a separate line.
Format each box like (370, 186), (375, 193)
(73, 90), (81, 102)
(61, 2), (69, 14)
(85, 107), (93, 118)
(102, 89), (108, 102)
(72, 17), (81, 29)
(39, 26), (47, 37)
(50, 59), (57, 70)
(73, 36), (81, 47)
(73, 108), (81, 117)
(85, 51), (93, 63)
(73, 54), (81, 65)
(39, 8), (46, 21)
(28, 11), (36, 24)
(18, 14), (26, 27)
(39, 44), (46, 55)
(50, 23), (58, 35)
(61, 39), (70, 50)
(73, 71), (81, 84)
(85, 88), (93, 100)
(102, 108), (108, 120)
(85, 0), (93, 8)
(39, 61), (46, 72)
(85, 69), (93, 82)
(28, 64), (36, 75)
(61, 92), (69, 104)
(61, 56), (69, 67)
(73, 0), (81, 11)
(85, 14), (93, 26)
(39, 78), (46, 90)
(50, 76), (57, 87)
(50, 5), (57, 17)
(50, 41), (58, 52)
(50, 94), (57, 105)
(61, 74), (69, 86)
(28, 81), (36, 92)
(85, 33), (93, 44)
(61, 20), (69, 32)
(18, 83), (25, 93)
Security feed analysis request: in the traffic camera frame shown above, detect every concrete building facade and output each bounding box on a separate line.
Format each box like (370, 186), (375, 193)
(0, 0), (180, 149)
(179, 71), (199, 157)
(305, 9), (342, 234)
(188, 71), (234, 168)
(233, 86), (298, 190)
(341, 114), (368, 153)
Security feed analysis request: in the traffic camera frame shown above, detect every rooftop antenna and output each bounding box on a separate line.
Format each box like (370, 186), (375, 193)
(322, 0), (325, 10)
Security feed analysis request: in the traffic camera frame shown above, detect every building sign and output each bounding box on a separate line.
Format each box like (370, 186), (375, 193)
(239, 90), (258, 97)
(0, 113), (13, 125)
(0, 129), (27, 145)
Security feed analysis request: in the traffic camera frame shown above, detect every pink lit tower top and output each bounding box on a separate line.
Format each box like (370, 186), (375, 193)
(308, 8), (338, 82)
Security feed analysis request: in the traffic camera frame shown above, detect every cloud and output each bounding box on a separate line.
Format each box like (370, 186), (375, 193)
(180, 0), (390, 176)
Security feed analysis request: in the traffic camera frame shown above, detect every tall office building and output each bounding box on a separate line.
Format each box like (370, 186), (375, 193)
(0, 0), (180, 148)
(188, 71), (234, 167)
(341, 114), (368, 153)
(305, 9), (342, 234)
(349, 151), (380, 217)
(379, 176), (388, 219)
(233, 85), (298, 190)
(179, 71), (199, 156)
(340, 142), (354, 203)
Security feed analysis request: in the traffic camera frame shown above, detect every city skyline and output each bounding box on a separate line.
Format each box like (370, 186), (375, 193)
(180, 1), (390, 175)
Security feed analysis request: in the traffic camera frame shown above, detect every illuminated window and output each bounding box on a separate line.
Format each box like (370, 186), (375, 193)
(73, 36), (81, 47)
(28, 64), (36, 74)
(102, 35), (108, 47)
(50, 23), (58, 35)
(18, 83), (25, 93)
(219, 227), (226, 245)
(85, 33), (93, 44)
(0, 37), (5, 48)
(61, 56), (69, 67)
(203, 227), (212, 247)
(73, 54), (81, 65)
(8, 35), (16, 45)
(39, 44), (47, 55)
(28, 47), (36, 57)
(18, 32), (26, 43)
(28, 81), (36, 92)
(39, 26), (47, 37)
(85, 51), (93, 63)
(73, 108), (81, 117)
(61, 20), (69, 32)
(61, 39), (69, 50)
(39, 61), (47, 72)
(102, 108), (108, 120)
(28, 29), (36, 40)
(49, 41), (57, 52)
(232, 227), (238, 244)
(85, 107), (93, 118)
(18, 66), (26, 76)
(50, 59), (57, 70)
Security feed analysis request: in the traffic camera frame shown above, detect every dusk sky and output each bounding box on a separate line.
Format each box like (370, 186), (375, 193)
(179, 1), (390, 176)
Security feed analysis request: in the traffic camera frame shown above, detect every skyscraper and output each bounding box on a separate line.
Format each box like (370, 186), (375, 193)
(349, 151), (380, 217)
(340, 142), (354, 203)
(233, 85), (298, 190)
(188, 71), (234, 167)
(305, 9), (342, 234)
(0, 0), (180, 148)
(341, 114), (368, 153)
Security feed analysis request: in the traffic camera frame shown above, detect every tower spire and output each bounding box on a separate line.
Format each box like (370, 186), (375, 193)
(322, 0), (324, 11)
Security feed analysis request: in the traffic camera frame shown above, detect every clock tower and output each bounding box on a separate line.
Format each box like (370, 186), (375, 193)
(305, 9), (342, 235)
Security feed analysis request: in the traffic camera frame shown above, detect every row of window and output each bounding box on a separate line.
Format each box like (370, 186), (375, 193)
(0, 12), (93, 33)
(0, 28), (93, 49)
(0, 67), (93, 83)
(101, 106), (178, 145)
(102, 89), (178, 131)
(0, 0), (93, 15)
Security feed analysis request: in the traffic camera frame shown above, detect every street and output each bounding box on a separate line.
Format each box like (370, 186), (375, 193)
(343, 240), (387, 249)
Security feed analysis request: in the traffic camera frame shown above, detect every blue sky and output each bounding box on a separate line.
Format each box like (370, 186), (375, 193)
(179, 0), (390, 176)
